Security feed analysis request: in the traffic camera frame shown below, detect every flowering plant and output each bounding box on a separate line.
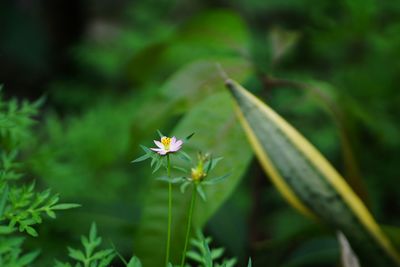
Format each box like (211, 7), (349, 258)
(132, 131), (239, 267)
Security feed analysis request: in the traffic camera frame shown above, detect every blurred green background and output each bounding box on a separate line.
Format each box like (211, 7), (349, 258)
(1, 0), (400, 266)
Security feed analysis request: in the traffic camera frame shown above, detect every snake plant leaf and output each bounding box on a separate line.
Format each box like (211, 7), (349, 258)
(337, 231), (361, 267)
(225, 78), (400, 267)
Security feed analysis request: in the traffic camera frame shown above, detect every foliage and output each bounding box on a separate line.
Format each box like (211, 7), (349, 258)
(54, 223), (115, 267)
(186, 230), (238, 267)
(2, 0), (400, 266)
(0, 94), (79, 266)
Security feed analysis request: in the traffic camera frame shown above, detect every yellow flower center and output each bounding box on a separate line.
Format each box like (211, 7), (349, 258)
(161, 137), (171, 150)
(191, 167), (206, 182)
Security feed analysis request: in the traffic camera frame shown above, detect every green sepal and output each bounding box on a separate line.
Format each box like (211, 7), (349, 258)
(202, 173), (230, 185)
(196, 185), (207, 201)
(180, 181), (191, 193)
(176, 150), (192, 163)
(156, 176), (186, 184)
(204, 157), (223, 174)
(184, 132), (195, 142)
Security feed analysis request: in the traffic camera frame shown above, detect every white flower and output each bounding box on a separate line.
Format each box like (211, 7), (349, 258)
(150, 136), (183, 155)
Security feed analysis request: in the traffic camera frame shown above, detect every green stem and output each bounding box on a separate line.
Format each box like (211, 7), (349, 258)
(180, 184), (197, 267)
(165, 155), (172, 267)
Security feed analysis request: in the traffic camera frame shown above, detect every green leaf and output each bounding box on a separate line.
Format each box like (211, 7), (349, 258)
(338, 232), (361, 267)
(247, 258), (252, 267)
(25, 226), (38, 237)
(303, 80), (369, 205)
(226, 78), (400, 267)
(54, 260), (72, 267)
(172, 165), (188, 173)
(0, 184), (9, 217)
(175, 10), (250, 56)
(186, 251), (203, 262)
(176, 151), (192, 163)
(51, 203), (81, 210)
(196, 185), (207, 202)
(203, 240), (213, 267)
(46, 209), (57, 219)
(184, 132), (195, 141)
(158, 176), (186, 184)
(140, 144), (152, 154)
(222, 258), (237, 267)
(0, 225), (15, 234)
(68, 247), (86, 262)
(127, 256), (142, 267)
(89, 222), (97, 242)
(269, 26), (300, 64)
(152, 157), (164, 173)
(156, 129), (164, 138)
(180, 181), (191, 193)
(150, 154), (157, 168)
(131, 153), (151, 163)
(202, 174), (230, 185)
(17, 250), (40, 266)
(91, 249), (114, 260)
(99, 252), (116, 267)
(382, 225), (400, 250)
(211, 247), (225, 259)
(204, 157), (224, 174)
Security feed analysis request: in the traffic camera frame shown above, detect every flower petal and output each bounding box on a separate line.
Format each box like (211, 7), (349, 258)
(169, 143), (182, 152)
(174, 140), (183, 147)
(171, 136), (177, 144)
(154, 140), (164, 149)
(151, 147), (168, 155)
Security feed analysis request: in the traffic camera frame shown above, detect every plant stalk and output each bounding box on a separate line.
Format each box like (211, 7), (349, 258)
(180, 184), (197, 267)
(165, 155), (172, 267)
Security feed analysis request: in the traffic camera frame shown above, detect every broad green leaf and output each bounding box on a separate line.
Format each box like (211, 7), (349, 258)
(127, 10), (250, 84)
(134, 92), (252, 266)
(175, 10), (250, 54)
(226, 79), (400, 267)
(158, 59), (251, 113)
(300, 80), (369, 206)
